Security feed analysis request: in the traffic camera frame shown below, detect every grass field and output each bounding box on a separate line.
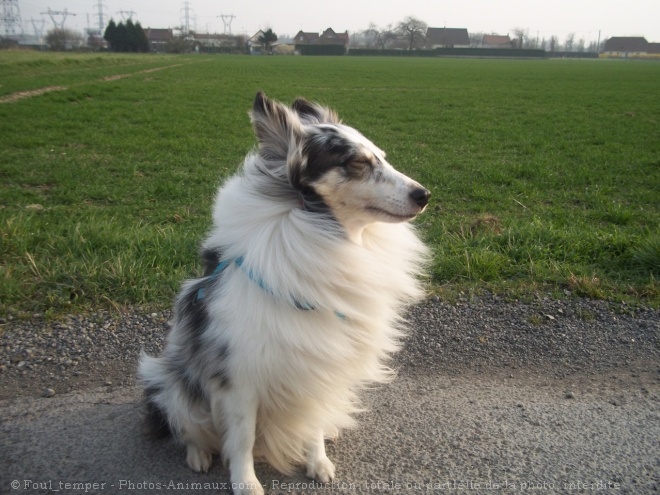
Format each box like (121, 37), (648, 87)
(1, 51), (659, 316)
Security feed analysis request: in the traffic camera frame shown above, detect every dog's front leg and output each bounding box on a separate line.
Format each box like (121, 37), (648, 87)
(305, 431), (336, 483)
(212, 387), (264, 495)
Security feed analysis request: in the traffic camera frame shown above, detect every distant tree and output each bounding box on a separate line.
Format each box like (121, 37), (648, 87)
(104, 19), (149, 52)
(125, 20), (138, 51)
(397, 16), (427, 50)
(166, 33), (192, 53)
(549, 35), (558, 52)
(358, 23), (397, 49)
(104, 19), (118, 49)
(258, 28), (278, 54)
(115, 22), (127, 51)
(564, 32), (575, 52)
(137, 22), (149, 51)
(511, 27), (526, 49)
(128, 20), (149, 52)
(469, 32), (485, 48)
(45, 28), (85, 51)
(355, 23), (378, 48)
(527, 34), (539, 49)
(376, 24), (397, 49)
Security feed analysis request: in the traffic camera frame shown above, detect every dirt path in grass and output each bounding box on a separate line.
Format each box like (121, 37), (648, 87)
(0, 62), (192, 104)
(0, 85), (69, 103)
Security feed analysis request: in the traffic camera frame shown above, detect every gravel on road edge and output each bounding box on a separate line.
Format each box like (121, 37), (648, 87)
(1, 294), (658, 400)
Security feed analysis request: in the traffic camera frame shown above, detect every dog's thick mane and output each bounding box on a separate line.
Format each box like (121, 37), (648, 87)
(205, 154), (428, 323)
(204, 92), (428, 323)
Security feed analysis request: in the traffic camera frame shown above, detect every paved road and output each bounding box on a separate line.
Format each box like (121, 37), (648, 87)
(2, 367), (658, 495)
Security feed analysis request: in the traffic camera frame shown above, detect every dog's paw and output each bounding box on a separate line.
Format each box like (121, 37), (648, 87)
(186, 445), (212, 473)
(306, 456), (336, 483)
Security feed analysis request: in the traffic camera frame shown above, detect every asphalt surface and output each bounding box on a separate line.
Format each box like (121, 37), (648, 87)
(2, 366), (658, 494)
(1, 297), (659, 494)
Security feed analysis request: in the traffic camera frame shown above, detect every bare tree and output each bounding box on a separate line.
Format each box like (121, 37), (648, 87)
(511, 27), (526, 49)
(549, 35), (558, 52)
(469, 31), (485, 48)
(397, 16), (427, 50)
(377, 24), (397, 49)
(564, 32), (575, 52)
(353, 24), (378, 48)
(359, 23), (382, 49)
(359, 22), (398, 49)
(45, 28), (85, 50)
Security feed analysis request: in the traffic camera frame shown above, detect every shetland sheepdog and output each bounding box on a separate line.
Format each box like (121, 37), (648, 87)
(138, 92), (430, 494)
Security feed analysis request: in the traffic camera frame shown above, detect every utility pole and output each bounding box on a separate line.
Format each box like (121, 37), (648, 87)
(41, 8), (76, 30)
(94, 0), (107, 31)
(30, 17), (45, 40)
(180, 1), (194, 34)
(1, 0), (23, 37)
(218, 14), (235, 35)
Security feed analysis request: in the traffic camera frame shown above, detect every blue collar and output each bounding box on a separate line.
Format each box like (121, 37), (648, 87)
(196, 257), (345, 320)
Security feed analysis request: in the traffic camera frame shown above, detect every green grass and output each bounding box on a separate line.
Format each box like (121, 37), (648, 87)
(1, 52), (659, 316)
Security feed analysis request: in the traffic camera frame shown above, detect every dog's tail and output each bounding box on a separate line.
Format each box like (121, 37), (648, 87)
(138, 352), (172, 439)
(142, 385), (172, 439)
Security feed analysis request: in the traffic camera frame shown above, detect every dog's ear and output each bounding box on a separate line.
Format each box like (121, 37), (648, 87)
(292, 97), (340, 125)
(251, 92), (301, 160)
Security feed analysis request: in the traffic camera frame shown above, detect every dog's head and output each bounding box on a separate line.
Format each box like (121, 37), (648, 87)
(250, 92), (430, 235)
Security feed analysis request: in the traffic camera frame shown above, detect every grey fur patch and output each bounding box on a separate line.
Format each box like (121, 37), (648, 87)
(143, 386), (172, 439)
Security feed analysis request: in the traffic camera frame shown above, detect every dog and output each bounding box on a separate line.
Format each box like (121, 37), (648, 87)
(138, 92), (430, 494)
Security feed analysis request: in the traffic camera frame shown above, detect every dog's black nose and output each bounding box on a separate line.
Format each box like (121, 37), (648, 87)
(410, 187), (431, 208)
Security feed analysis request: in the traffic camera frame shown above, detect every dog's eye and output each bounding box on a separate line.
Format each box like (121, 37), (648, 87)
(342, 158), (373, 178)
(348, 158), (373, 169)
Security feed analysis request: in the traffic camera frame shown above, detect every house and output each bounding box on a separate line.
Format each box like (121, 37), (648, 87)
(601, 36), (655, 57)
(294, 31), (320, 45)
(145, 28), (173, 52)
(482, 34), (513, 49)
(294, 28), (349, 55)
(426, 28), (470, 49)
(318, 28), (349, 46)
(248, 30), (265, 54)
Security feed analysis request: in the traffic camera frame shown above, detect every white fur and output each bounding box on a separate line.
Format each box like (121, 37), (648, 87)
(138, 93), (429, 495)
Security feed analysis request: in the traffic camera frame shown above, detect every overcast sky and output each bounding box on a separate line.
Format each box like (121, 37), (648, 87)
(19, 0), (660, 45)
